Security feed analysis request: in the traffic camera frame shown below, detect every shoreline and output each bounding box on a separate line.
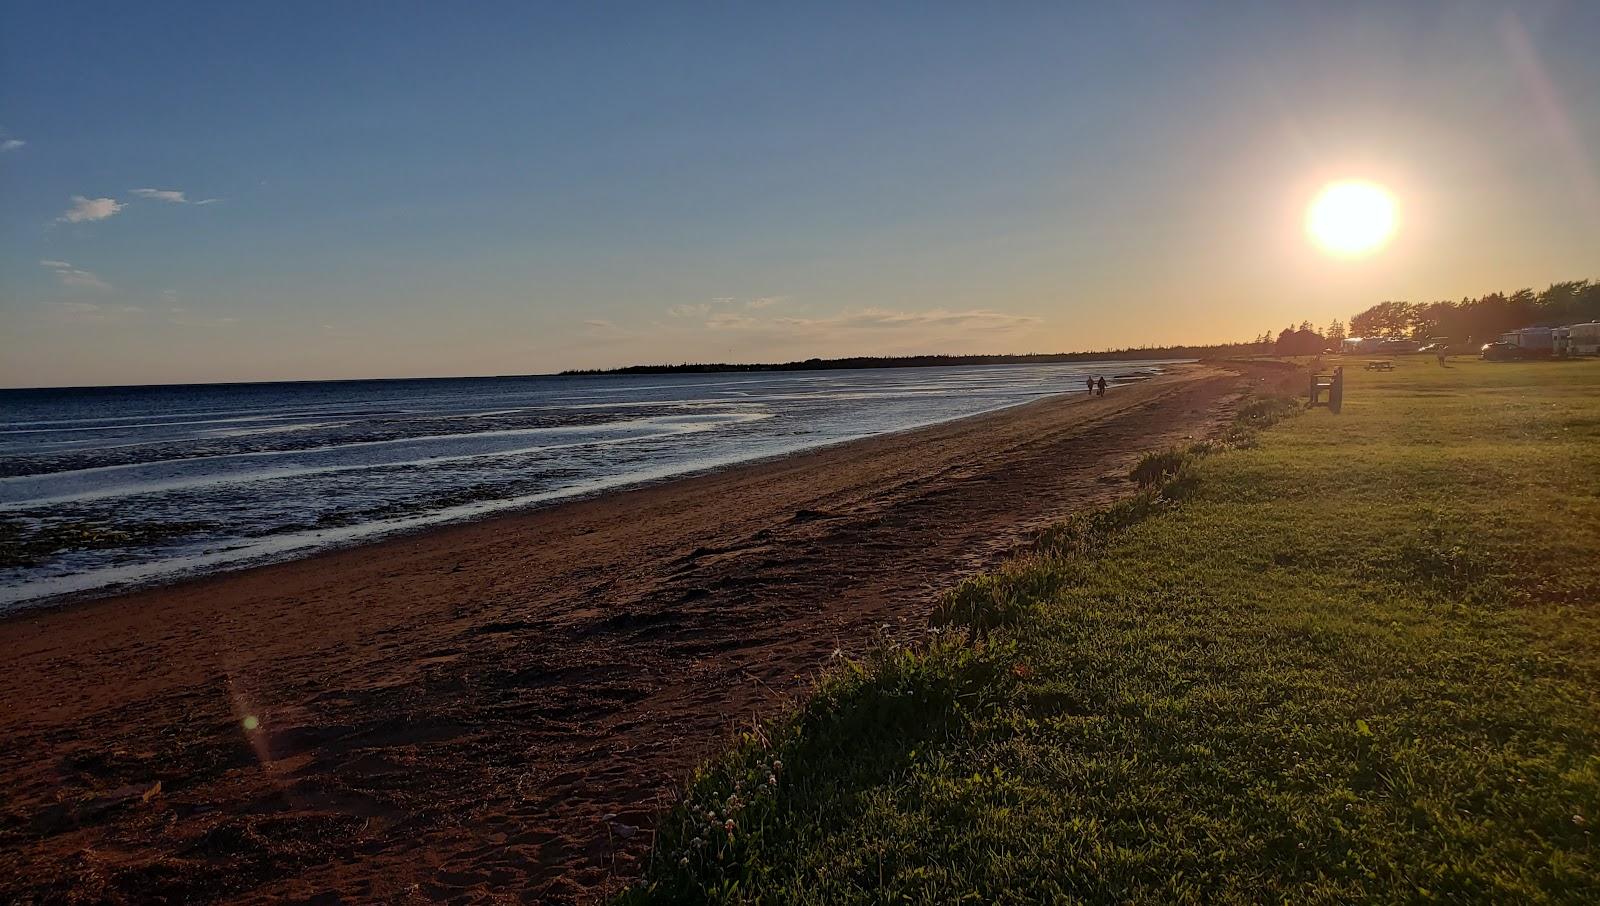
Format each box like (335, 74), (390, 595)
(0, 363), (1256, 904)
(2, 373), (1155, 619)
(0, 356), (1187, 393)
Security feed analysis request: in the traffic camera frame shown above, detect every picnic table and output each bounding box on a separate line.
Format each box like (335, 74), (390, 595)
(1364, 360), (1395, 371)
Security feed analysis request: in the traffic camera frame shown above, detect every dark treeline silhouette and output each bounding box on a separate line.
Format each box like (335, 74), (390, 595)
(1264, 320), (1340, 356)
(569, 278), (1599, 375)
(562, 344), (1272, 375)
(1259, 279), (1597, 355)
(1348, 279), (1599, 341)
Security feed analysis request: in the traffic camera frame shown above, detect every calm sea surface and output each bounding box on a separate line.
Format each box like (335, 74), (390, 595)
(0, 362), (1172, 610)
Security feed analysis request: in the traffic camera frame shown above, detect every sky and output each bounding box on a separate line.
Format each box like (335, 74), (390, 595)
(2, 1), (1597, 387)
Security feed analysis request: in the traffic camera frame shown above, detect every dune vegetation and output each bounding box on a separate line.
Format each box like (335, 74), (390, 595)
(620, 357), (1600, 904)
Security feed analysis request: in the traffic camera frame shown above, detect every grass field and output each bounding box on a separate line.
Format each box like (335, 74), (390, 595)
(621, 357), (1600, 904)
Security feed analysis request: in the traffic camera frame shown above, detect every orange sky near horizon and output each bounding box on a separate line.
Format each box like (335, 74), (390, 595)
(2, 4), (1597, 386)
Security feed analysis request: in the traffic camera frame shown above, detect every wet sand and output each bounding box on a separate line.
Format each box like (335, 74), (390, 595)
(0, 364), (1262, 903)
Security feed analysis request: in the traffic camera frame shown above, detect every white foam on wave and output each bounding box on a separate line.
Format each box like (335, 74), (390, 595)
(0, 412), (771, 508)
(0, 385), (1079, 610)
(0, 362), (1188, 611)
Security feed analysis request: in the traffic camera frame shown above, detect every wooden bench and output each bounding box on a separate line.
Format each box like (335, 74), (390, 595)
(1308, 367), (1345, 414)
(1363, 360), (1395, 371)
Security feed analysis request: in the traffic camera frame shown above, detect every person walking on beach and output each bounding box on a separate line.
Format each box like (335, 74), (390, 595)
(1085, 376), (1095, 394)
(1096, 376), (1107, 397)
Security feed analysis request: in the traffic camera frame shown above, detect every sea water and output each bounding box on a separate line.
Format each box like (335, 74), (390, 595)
(0, 362), (1172, 609)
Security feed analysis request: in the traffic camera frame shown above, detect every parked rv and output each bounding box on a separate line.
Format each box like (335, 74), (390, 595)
(1563, 322), (1600, 356)
(1495, 327), (1554, 358)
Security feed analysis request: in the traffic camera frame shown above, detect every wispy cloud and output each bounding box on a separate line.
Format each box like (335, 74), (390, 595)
(671, 296), (786, 319)
(52, 301), (144, 322)
(39, 258), (111, 291)
(59, 195), (124, 223)
(581, 318), (637, 339)
(0, 139), (24, 153)
(130, 187), (220, 205)
(667, 304), (1044, 359)
(130, 188), (187, 203)
(706, 311), (758, 330)
(776, 308), (1042, 332)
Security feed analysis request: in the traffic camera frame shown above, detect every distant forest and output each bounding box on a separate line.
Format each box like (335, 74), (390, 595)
(561, 344), (1272, 375)
(1346, 279), (1599, 342)
(1262, 278), (1599, 356)
(567, 278), (1599, 374)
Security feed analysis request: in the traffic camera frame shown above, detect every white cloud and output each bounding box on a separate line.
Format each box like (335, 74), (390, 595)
(653, 298), (1042, 361)
(775, 308), (1041, 332)
(130, 187), (220, 205)
(130, 188), (187, 203)
(52, 301), (142, 322)
(0, 139), (24, 152)
(60, 195), (124, 223)
(61, 272), (111, 290)
(580, 318), (637, 340)
(39, 258), (111, 291)
(706, 311), (757, 329)
(672, 296), (785, 318)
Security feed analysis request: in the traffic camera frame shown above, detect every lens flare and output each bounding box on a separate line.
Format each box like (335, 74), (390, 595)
(1306, 180), (1398, 257)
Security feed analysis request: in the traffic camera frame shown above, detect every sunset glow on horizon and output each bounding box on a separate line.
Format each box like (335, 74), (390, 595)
(2, 4), (1598, 386)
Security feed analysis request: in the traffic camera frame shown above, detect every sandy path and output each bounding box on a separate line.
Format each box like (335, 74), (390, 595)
(0, 365), (1256, 904)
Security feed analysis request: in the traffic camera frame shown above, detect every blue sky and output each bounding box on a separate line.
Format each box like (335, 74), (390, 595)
(3, 1), (1598, 386)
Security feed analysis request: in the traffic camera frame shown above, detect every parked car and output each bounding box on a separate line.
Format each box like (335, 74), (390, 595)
(1480, 342), (1526, 361)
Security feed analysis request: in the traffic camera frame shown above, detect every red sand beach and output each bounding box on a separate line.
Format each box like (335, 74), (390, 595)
(0, 364), (1270, 903)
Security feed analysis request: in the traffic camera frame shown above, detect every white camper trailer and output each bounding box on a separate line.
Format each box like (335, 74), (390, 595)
(1565, 322), (1600, 356)
(1341, 336), (1384, 354)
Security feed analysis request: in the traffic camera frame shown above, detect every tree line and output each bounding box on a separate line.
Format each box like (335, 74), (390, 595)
(571, 278), (1600, 373)
(1252, 278), (1598, 355)
(1346, 279), (1599, 343)
(562, 344), (1275, 375)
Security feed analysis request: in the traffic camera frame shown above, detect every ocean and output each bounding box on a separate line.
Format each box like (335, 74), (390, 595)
(0, 361), (1171, 610)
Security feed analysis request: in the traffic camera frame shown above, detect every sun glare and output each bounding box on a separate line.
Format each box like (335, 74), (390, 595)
(1306, 180), (1398, 257)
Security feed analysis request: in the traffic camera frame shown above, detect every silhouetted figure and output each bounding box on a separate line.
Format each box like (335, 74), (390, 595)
(1096, 376), (1107, 397)
(1085, 377), (1095, 394)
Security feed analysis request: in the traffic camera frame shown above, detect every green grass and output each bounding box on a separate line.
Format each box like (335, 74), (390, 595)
(620, 358), (1600, 904)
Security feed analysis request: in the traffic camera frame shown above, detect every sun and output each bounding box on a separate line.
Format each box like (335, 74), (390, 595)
(1306, 180), (1398, 257)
